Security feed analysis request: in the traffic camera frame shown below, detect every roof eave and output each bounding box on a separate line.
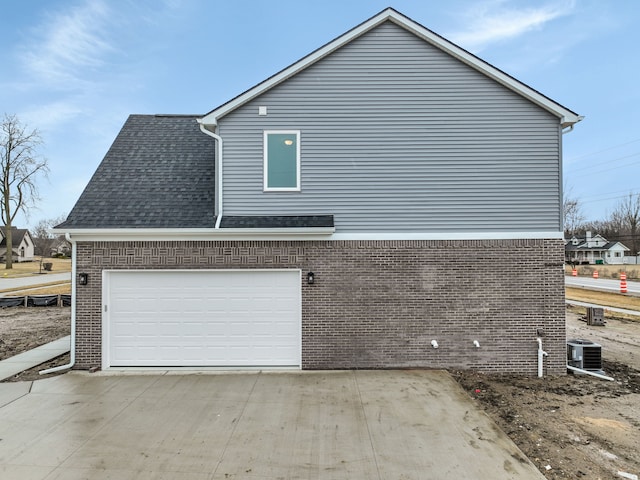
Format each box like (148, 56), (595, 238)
(53, 227), (336, 242)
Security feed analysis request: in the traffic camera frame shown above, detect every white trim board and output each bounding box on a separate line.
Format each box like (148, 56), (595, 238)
(60, 229), (563, 242)
(263, 130), (301, 192)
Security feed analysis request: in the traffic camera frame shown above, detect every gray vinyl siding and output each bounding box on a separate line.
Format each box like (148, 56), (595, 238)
(218, 21), (562, 233)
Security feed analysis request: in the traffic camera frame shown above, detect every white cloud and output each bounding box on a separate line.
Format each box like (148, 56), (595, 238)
(449, 0), (576, 52)
(21, 100), (85, 132)
(21, 0), (115, 87)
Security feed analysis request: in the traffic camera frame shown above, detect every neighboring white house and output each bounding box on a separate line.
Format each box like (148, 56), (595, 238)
(565, 231), (630, 265)
(0, 226), (35, 262)
(49, 237), (71, 257)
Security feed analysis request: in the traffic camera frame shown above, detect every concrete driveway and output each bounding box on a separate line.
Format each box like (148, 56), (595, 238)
(0, 370), (544, 479)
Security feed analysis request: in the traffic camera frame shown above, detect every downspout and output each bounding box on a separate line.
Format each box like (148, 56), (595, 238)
(536, 337), (548, 378)
(198, 122), (223, 229)
(40, 233), (76, 374)
(562, 116), (583, 135)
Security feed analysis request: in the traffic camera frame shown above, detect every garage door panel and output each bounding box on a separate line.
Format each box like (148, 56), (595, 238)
(105, 270), (301, 368)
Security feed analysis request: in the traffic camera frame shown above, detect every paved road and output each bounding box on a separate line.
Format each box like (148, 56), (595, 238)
(565, 275), (640, 296)
(0, 272), (71, 294)
(566, 299), (640, 317)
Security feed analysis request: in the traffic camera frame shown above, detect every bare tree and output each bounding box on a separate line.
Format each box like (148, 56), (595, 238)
(1, 114), (49, 268)
(579, 219), (619, 241)
(563, 189), (585, 237)
(31, 214), (68, 257)
(611, 193), (640, 255)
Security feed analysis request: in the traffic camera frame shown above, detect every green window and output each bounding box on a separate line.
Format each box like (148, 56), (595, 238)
(264, 131), (300, 191)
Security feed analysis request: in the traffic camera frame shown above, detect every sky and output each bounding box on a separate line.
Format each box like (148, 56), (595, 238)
(1, 0), (639, 230)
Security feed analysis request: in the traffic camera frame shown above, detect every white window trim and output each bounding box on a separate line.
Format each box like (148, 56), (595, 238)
(264, 130), (301, 192)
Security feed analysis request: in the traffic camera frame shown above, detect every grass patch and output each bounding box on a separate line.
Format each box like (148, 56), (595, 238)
(0, 258), (71, 278)
(0, 281), (71, 296)
(565, 264), (640, 280)
(566, 287), (640, 312)
(8, 284), (71, 296)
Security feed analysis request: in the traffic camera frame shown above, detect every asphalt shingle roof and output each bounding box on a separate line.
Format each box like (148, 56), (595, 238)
(58, 115), (216, 229)
(565, 241), (628, 251)
(0, 227), (28, 248)
(221, 216), (334, 229)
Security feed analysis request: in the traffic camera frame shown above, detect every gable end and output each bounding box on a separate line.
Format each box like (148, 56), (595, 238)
(201, 8), (581, 129)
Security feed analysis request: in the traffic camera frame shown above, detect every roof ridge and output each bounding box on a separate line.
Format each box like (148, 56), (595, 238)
(125, 114), (203, 119)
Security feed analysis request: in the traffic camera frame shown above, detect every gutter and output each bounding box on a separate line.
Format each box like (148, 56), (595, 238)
(197, 121), (223, 229)
(40, 233), (76, 374)
(562, 116), (584, 134)
(50, 228), (561, 242)
(50, 227), (336, 242)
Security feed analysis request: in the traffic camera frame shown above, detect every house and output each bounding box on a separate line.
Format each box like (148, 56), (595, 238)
(49, 237), (72, 257)
(55, 8), (581, 375)
(0, 226), (35, 262)
(565, 231), (630, 265)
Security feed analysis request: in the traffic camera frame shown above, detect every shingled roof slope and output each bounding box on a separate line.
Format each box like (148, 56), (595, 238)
(220, 216), (334, 229)
(58, 115), (216, 229)
(0, 227), (28, 248)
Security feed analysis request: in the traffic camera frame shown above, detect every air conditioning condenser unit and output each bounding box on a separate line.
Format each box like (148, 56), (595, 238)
(567, 339), (603, 373)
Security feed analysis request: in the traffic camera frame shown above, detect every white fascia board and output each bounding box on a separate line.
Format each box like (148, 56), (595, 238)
(385, 13), (581, 128)
(55, 228), (562, 242)
(55, 227), (335, 242)
(330, 231), (564, 241)
(612, 242), (630, 251)
(200, 8), (581, 129)
(200, 12), (388, 126)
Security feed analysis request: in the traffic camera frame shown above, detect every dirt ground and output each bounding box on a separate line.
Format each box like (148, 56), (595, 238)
(0, 307), (70, 362)
(0, 306), (639, 479)
(455, 308), (640, 480)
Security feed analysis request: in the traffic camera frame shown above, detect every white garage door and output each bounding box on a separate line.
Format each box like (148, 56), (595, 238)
(103, 270), (301, 368)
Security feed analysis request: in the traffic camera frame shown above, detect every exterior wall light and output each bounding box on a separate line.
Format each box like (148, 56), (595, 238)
(78, 273), (88, 285)
(307, 272), (315, 285)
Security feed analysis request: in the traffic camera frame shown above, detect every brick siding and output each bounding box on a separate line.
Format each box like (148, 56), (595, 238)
(74, 238), (565, 375)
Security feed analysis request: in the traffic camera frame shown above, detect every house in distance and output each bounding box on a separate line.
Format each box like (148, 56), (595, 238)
(565, 232), (630, 265)
(0, 226), (35, 263)
(55, 8), (582, 375)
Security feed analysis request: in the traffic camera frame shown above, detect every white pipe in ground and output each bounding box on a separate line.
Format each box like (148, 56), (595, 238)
(536, 338), (548, 378)
(567, 364), (615, 381)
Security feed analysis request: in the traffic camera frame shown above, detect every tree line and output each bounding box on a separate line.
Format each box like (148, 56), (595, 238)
(564, 192), (640, 255)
